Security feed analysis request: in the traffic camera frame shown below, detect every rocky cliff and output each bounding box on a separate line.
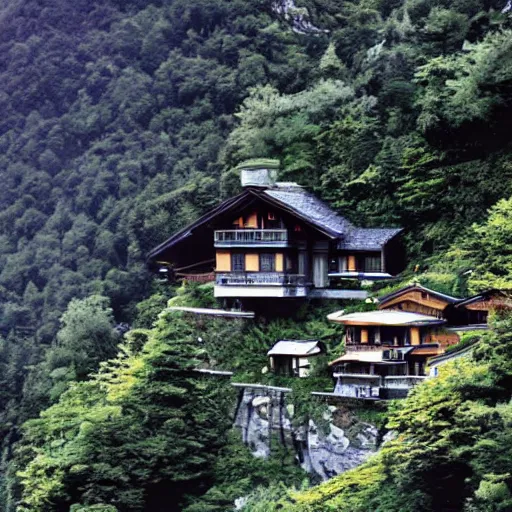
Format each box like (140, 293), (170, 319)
(233, 385), (383, 481)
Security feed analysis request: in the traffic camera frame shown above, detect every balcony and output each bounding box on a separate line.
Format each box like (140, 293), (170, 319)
(214, 229), (290, 248)
(384, 375), (426, 389)
(214, 272), (307, 298)
(328, 270), (393, 280)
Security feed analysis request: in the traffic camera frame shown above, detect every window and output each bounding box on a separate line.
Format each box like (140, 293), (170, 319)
(329, 258), (338, 273)
(231, 253), (245, 272)
(364, 256), (381, 272)
(260, 253), (276, 272)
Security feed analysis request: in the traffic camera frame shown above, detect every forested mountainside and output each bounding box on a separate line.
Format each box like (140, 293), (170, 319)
(1, 0), (512, 341)
(1, 0), (512, 510)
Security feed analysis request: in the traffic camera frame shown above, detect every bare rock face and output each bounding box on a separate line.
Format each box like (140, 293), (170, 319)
(303, 411), (379, 480)
(233, 387), (382, 481)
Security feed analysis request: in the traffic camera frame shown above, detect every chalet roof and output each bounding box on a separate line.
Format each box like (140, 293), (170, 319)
(330, 346), (416, 366)
(267, 340), (324, 357)
(378, 284), (461, 306)
(147, 192), (247, 260)
(148, 183), (402, 260)
(338, 227), (403, 251)
(427, 339), (480, 367)
(327, 309), (446, 326)
(264, 185), (353, 238)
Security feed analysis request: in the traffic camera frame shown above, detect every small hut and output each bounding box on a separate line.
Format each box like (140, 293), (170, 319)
(267, 340), (325, 377)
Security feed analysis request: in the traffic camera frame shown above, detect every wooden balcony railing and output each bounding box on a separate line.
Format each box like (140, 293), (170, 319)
(214, 229), (288, 245)
(215, 272), (306, 287)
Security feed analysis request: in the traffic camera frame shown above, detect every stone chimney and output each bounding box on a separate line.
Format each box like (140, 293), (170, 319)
(238, 159), (279, 189)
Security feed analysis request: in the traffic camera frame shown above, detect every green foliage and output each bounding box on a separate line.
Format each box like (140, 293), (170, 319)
(445, 331), (482, 354)
(428, 197), (512, 293)
(15, 310), (235, 512)
(183, 434), (306, 512)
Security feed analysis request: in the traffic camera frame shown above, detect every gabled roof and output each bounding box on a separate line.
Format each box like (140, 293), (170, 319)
(454, 289), (508, 308)
(378, 284), (461, 307)
(148, 183), (402, 260)
(267, 340), (324, 357)
(327, 309), (446, 326)
(147, 191), (251, 260)
(338, 227), (402, 251)
(264, 185), (353, 238)
(167, 306), (255, 318)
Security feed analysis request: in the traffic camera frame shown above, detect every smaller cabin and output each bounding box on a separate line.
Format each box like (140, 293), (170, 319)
(427, 338), (480, 377)
(267, 340), (325, 377)
(327, 310), (447, 398)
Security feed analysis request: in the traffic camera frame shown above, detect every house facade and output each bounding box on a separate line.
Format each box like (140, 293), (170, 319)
(328, 309), (447, 399)
(445, 289), (512, 328)
(328, 284), (512, 398)
(148, 162), (404, 302)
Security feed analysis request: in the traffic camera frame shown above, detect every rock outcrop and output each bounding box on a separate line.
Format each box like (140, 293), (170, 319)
(233, 386), (381, 480)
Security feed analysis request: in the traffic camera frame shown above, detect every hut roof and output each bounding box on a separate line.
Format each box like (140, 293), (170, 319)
(338, 227), (402, 251)
(267, 340), (324, 357)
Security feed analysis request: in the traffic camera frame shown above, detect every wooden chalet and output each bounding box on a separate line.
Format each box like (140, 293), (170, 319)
(377, 283), (462, 346)
(379, 284), (512, 331)
(148, 163), (404, 302)
(377, 284), (461, 319)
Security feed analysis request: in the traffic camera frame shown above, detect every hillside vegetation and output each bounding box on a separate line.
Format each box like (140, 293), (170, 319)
(0, 0), (512, 510)
(240, 314), (512, 512)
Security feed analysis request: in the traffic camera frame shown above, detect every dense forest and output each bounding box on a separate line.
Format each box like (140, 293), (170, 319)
(0, 0), (512, 509)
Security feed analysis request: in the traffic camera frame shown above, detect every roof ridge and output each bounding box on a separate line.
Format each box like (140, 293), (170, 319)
(378, 283), (461, 304)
